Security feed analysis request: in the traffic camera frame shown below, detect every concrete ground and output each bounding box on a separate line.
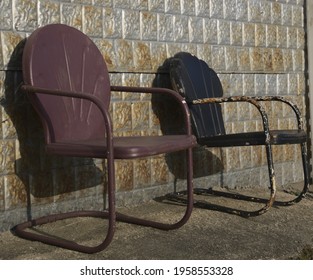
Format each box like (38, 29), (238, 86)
(1, 185), (313, 260)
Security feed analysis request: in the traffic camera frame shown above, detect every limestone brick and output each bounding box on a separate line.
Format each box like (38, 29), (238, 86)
(218, 20), (231, 45)
(113, 101), (132, 131)
(255, 24), (266, 47)
(0, 0), (12, 30)
(189, 17), (204, 43)
(103, 8), (123, 39)
(173, 15), (189, 42)
(38, 0), (60, 26)
(254, 74), (266, 96)
(277, 25), (287, 48)
(230, 22), (243, 46)
(224, 0), (237, 20)
(225, 46), (237, 71)
(282, 4), (293, 25)
(211, 45), (225, 70)
(283, 49), (294, 71)
(0, 32), (24, 69)
(148, 0), (164, 12)
(13, 0), (37, 32)
(210, 0), (224, 19)
(123, 9), (140, 40)
(151, 155), (169, 185)
(141, 11), (157, 41)
(114, 39), (134, 71)
(292, 5), (304, 27)
(157, 13), (174, 42)
(249, 0), (262, 22)
(4, 174), (27, 209)
(165, 0), (181, 14)
(83, 5), (103, 37)
(266, 25), (277, 48)
(271, 2), (282, 25)
(133, 41), (152, 70)
(260, 1), (271, 23)
(203, 18), (218, 45)
(195, 0), (210, 17)
(237, 47), (251, 71)
(115, 160), (134, 191)
(61, 3), (82, 30)
(236, 0), (248, 21)
(134, 158), (151, 188)
(287, 27), (298, 49)
(243, 23), (256, 46)
(150, 42), (167, 71)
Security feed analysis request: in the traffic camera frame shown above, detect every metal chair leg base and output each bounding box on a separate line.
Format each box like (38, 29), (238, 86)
(12, 185), (193, 254)
(12, 210), (115, 254)
(166, 188), (275, 217)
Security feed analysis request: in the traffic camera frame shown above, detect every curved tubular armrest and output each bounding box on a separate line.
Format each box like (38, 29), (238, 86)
(111, 85), (193, 136)
(20, 84), (114, 156)
(250, 96), (304, 130)
(192, 96), (271, 144)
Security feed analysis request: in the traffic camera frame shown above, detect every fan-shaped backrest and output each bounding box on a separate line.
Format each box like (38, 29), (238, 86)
(169, 52), (225, 139)
(22, 24), (110, 143)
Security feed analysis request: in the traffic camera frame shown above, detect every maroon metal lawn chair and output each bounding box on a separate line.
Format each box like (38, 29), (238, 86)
(13, 24), (197, 253)
(167, 52), (309, 216)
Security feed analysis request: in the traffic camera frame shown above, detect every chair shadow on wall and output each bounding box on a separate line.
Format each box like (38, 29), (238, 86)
(151, 60), (224, 181)
(151, 58), (283, 216)
(2, 40), (105, 221)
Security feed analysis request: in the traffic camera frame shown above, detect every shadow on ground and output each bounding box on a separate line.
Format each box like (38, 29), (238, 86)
(0, 184), (312, 260)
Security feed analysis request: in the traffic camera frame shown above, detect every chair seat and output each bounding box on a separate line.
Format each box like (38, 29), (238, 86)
(198, 129), (307, 147)
(46, 135), (197, 159)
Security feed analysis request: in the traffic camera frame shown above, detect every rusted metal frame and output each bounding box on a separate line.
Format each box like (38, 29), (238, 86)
(283, 141), (311, 205)
(251, 96), (303, 130)
(111, 85), (194, 229)
(192, 96), (277, 215)
(250, 96), (309, 205)
(16, 84), (116, 254)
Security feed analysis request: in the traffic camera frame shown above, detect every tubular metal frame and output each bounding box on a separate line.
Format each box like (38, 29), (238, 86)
(13, 85), (195, 254)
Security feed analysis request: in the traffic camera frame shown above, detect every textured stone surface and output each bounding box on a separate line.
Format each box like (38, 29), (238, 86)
(38, 0), (60, 26)
(0, 0), (308, 231)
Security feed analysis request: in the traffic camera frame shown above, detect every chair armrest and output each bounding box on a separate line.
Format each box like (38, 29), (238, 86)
(250, 96), (304, 130)
(192, 96), (272, 144)
(20, 84), (114, 155)
(111, 85), (193, 136)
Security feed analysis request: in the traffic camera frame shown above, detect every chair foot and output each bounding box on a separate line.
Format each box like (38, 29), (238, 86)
(12, 210), (115, 254)
(273, 182), (310, 206)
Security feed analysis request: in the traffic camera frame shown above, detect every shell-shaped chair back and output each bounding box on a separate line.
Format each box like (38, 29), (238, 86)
(22, 24), (110, 143)
(169, 52), (225, 139)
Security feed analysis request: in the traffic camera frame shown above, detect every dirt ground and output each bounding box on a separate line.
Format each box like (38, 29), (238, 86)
(1, 185), (313, 260)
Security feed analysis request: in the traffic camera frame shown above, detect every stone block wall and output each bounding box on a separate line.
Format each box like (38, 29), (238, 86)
(0, 0), (308, 231)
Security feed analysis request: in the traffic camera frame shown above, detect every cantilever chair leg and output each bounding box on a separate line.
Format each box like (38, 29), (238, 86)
(13, 151), (117, 254)
(12, 211), (116, 254)
(170, 142), (277, 217)
(262, 142), (277, 214)
(13, 148), (194, 254)
(274, 142), (310, 206)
